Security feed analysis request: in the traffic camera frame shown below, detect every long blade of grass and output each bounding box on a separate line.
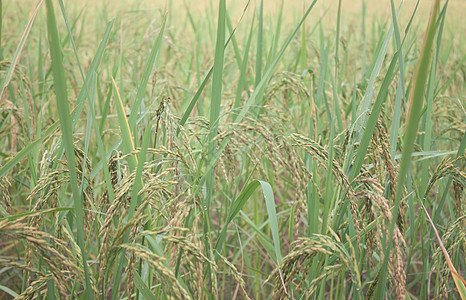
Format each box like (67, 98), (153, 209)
(387, 0), (405, 157)
(421, 202), (466, 299)
(255, 0), (263, 89)
(215, 180), (260, 252)
(234, 14), (255, 109)
(0, 285), (19, 298)
(215, 179), (281, 265)
(261, 180), (282, 265)
(298, 1), (307, 72)
(45, 0), (92, 297)
(133, 271), (157, 300)
(421, 1), (448, 197)
(375, 0), (441, 297)
(350, 2), (403, 149)
(390, 0), (419, 160)
(348, 51), (400, 182)
(127, 12), (167, 131)
(57, 0), (84, 80)
(176, 0), (249, 135)
(321, 74), (337, 235)
(226, 11), (242, 68)
(87, 72), (115, 203)
(112, 76), (137, 171)
(206, 0), (226, 210)
(322, 0), (343, 237)
(71, 20), (114, 128)
(264, 0), (284, 72)
(0, 0), (44, 101)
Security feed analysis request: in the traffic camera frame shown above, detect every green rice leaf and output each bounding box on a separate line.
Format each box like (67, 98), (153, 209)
(215, 180), (281, 264)
(349, 51), (400, 182)
(112, 76), (137, 171)
(45, 0), (92, 297)
(133, 271), (157, 300)
(0, 285), (19, 298)
(128, 12), (167, 131)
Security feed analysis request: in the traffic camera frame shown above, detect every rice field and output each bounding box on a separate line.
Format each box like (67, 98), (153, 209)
(0, 0), (465, 299)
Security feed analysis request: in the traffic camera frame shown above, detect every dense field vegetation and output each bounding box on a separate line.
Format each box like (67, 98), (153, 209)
(0, 0), (465, 299)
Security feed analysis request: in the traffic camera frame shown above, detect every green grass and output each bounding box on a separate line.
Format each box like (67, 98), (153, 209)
(0, 0), (465, 299)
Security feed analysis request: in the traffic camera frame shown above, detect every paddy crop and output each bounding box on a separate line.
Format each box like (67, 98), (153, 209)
(0, 0), (465, 299)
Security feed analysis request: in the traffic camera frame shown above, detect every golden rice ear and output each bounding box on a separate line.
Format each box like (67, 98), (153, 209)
(265, 235), (361, 298)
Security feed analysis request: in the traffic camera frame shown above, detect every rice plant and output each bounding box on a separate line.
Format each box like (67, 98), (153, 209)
(0, 0), (465, 299)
